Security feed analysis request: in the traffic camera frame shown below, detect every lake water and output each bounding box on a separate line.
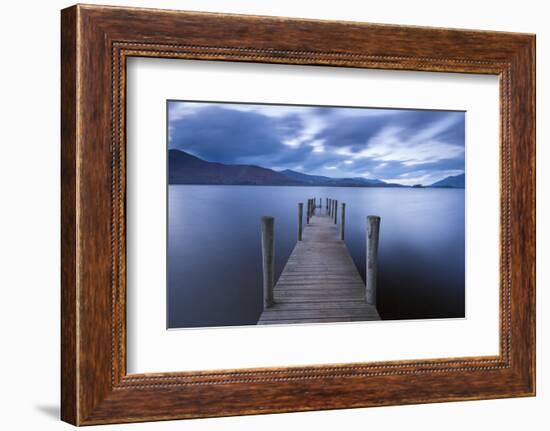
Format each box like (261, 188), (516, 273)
(168, 185), (465, 328)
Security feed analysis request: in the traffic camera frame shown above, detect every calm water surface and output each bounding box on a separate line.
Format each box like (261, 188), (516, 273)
(168, 185), (465, 328)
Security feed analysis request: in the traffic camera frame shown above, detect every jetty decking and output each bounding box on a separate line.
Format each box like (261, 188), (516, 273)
(258, 207), (380, 325)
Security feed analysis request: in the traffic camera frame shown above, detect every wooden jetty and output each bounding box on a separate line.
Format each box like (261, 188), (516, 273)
(258, 201), (381, 325)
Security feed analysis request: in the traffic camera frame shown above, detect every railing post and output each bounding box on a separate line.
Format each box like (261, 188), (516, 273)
(341, 203), (346, 240)
(366, 215), (381, 306)
(298, 203), (303, 241)
(261, 216), (275, 309)
(334, 199), (338, 224)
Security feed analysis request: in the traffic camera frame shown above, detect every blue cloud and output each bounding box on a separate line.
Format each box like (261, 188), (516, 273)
(169, 105), (283, 164)
(168, 101), (465, 185)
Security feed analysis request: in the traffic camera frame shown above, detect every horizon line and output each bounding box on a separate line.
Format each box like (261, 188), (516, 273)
(168, 148), (465, 187)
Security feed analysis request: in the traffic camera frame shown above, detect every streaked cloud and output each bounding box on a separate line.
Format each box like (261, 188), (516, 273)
(168, 101), (465, 186)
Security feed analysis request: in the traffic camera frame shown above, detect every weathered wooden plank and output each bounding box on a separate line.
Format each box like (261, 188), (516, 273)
(258, 211), (380, 324)
(277, 276), (364, 281)
(275, 282), (366, 288)
(266, 301), (373, 307)
(259, 309), (378, 319)
(277, 279), (363, 286)
(258, 317), (379, 324)
(274, 289), (365, 296)
(275, 298), (371, 304)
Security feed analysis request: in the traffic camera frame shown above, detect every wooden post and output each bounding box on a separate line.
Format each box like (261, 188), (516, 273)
(329, 198), (332, 216)
(298, 203), (303, 241)
(326, 198), (329, 211)
(306, 200), (310, 224)
(261, 216), (275, 309)
(341, 203), (346, 240)
(334, 199), (338, 224)
(366, 215), (381, 306)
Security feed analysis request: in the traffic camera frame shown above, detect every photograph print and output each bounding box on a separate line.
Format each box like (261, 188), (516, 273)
(167, 100), (465, 329)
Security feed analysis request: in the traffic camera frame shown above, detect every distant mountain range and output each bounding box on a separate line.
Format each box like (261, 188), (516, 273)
(279, 169), (388, 187)
(168, 149), (296, 186)
(168, 149), (464, 188)
(430, 173), (465, 188)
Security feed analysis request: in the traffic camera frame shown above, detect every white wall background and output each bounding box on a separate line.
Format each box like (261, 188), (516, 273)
(0, 0), (546, 429)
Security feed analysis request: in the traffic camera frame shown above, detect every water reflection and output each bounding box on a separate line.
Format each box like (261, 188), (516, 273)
(168, 185), (465, 328)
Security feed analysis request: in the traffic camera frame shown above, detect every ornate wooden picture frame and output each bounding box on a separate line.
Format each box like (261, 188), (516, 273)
(61, 4), (535, 425)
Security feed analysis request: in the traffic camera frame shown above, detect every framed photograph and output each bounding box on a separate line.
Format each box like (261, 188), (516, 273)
(61, 4), (535, 425)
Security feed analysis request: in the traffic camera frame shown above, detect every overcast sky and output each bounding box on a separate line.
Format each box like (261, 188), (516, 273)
(168, 101), (465, 186)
